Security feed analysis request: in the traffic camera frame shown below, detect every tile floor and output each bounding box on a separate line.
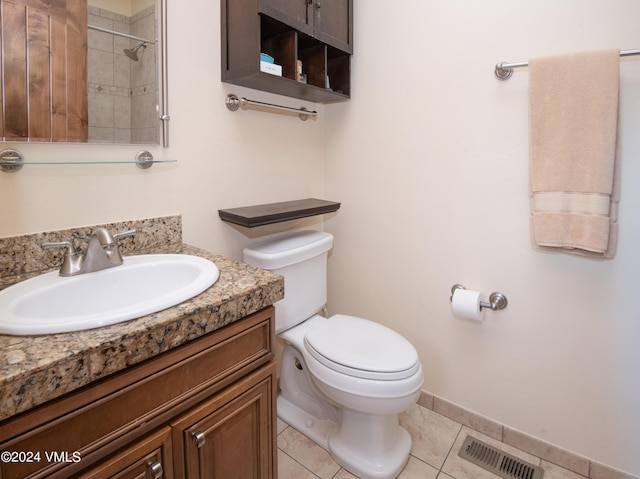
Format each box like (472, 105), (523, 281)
(276, 402), (593, 479)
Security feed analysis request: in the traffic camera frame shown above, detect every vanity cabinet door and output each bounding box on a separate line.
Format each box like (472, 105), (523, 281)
(172, 364), (276, 479)
(77, 427), (173, 479)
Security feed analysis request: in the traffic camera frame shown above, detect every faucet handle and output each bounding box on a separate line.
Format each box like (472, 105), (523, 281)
(113, 229), (136, 242)
(43, 241), (77, 255)
(108, 229), (136, 264)
(42, 241), (82, 276)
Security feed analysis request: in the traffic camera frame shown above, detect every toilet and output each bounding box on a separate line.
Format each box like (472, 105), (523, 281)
(243, 230), (424, 479)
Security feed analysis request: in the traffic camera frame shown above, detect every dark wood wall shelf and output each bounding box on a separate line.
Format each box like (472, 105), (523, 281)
(219, 198), (341, 227)
(221, 0), (352, 104)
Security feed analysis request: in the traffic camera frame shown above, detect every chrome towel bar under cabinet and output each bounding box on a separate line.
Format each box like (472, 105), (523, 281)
(225, 94), (317, 121)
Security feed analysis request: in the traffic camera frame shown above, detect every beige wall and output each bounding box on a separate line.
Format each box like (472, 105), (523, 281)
(0, 0), (326, 258)
(325, 0), (640, 475)
(0, 0), (638, 475)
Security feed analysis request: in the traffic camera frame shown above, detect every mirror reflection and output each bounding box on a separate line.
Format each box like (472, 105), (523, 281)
(0, 0), (163, 145)
(88, 0), (158, 144)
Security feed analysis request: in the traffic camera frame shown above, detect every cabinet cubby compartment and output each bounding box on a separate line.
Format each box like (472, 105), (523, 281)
(259, 15), (350, 100)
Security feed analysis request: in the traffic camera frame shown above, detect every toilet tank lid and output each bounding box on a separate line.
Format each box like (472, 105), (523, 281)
(243, 230), (333, 270)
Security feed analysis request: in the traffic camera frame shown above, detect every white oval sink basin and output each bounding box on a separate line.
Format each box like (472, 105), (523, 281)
(0, 254), (220, 336)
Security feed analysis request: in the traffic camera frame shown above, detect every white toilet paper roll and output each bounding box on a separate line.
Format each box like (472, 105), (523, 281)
(452, 288), (483, 322)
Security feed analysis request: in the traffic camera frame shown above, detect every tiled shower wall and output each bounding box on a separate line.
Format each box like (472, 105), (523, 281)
(88, 5), (158, 144)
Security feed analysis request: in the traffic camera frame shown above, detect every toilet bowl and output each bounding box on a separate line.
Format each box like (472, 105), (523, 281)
(243, 230), (424, 479)
(280, 314), (423, 479)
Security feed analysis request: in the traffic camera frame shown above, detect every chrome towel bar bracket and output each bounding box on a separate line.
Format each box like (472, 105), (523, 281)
(450, 284), (508, 311)
(494, 61), (527, 80)
(225, 94), (317, 121)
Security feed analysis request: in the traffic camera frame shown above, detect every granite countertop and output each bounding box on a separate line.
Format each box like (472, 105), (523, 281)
(0, 245), (284, 422)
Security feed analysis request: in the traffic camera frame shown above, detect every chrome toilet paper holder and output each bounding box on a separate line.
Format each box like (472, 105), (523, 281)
(450, 284), (508, 311)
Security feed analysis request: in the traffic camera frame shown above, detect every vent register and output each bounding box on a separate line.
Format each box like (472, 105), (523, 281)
(458, 436), (544, 479)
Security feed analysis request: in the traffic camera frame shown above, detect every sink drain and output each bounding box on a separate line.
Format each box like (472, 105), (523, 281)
(458, 435), (544, 479)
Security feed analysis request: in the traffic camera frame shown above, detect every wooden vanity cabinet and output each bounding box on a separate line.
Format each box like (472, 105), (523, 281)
(0, 307), (277, 479)
(222, 0), (352, 103)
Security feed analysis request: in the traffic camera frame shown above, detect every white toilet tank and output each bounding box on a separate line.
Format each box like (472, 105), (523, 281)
(243, 230), (333, 333)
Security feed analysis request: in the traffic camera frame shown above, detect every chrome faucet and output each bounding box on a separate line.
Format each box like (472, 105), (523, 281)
(43, 228), (136, 276)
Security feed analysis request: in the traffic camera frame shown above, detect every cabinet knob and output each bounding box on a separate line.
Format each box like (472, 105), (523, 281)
(315, 1), (321, 9)
(191, 431), (206, 448)
(147, 461), (164, 479)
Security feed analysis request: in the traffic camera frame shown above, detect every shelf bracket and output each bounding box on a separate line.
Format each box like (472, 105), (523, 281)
(0, 149), (24, 173)
(135, 150), (154, 169)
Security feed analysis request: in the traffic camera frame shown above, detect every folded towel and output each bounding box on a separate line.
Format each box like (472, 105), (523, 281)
(529, 49), (620, 258)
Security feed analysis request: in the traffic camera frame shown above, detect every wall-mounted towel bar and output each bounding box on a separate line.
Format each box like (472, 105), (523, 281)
(495, 48), (640, 80)
(225, 94), (317, 121)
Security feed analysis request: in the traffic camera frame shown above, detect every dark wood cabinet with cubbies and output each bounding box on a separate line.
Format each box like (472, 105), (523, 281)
(221, 0), (352, 104)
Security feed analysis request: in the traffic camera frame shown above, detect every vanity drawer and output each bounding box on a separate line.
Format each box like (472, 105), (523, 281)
(76, 426), (174, 479)
(0, 307), (274, 479)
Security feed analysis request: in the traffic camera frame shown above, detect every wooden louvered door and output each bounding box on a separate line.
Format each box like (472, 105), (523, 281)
(0, 0), (87, 141)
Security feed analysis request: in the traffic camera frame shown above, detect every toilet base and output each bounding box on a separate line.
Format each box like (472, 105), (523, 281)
(329, 408), (411, 479)
(278, 394), (336, 450)
(278, 394), (411, 479)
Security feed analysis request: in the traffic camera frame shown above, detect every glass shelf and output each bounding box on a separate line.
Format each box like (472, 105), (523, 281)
(0, 160), (176, 165)
(0, 148), (175, 172)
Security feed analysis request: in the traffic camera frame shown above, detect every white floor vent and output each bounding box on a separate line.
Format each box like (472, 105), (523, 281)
(458, 435), (544, 479)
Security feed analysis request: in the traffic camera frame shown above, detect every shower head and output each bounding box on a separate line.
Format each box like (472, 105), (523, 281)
(124, 42), (147, 61)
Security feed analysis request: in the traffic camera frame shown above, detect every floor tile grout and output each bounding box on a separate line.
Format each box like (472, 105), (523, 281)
(437, 423), (464, 476)
(281, 446), (315, 477)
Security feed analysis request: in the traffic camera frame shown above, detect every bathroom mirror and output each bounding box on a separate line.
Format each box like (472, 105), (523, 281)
(0, 0), (169, 147)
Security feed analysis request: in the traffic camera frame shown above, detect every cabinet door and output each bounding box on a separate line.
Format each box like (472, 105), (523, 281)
(78, 427), (173, 479)
(173, 365), (276, 479)
(260, 0), (352, 53)
(313, 0), (352, 53)
(260, 0), (313, 35)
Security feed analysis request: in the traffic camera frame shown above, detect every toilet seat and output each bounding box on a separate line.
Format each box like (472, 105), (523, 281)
(304, 314), (420, 381)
